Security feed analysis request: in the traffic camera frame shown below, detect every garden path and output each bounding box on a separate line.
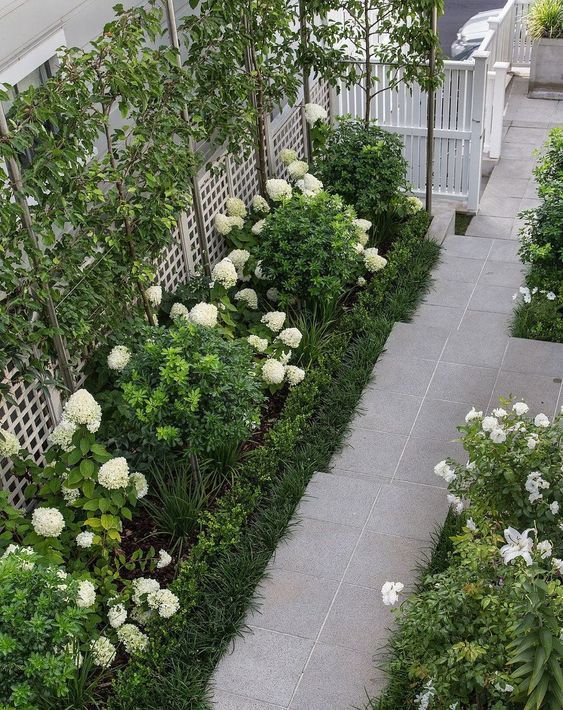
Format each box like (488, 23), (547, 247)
(209, 76), (563, 710)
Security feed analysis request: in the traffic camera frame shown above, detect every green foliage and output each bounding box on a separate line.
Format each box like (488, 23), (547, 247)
(512, 288), (563, 343)
(256, 191), (361, 306)
(119, 322), (264, 455)
(527, 0), (563, 38)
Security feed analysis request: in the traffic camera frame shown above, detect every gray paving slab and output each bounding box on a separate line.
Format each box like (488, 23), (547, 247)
(410, 398), (471, 442)
(371, 354), (437, 397)
(478, 195), (522, 218)
(478, 261), (526, 288)
(499, 143), (538, 160)
(423, 278), (475, 308)
(502, 338), (563, 377)
(504, 126), (549, 144)
(432, 255), (485, 283)
(384, 322), (449, 360)
(468, 283), (518, 314)
(407, 303), (463, 331)
(488, 239), (521, 263)
(351, 390), (422, 435)
(489, 370), (562, 418)
(466, 215), (514, 239)
(394, 436), (466, 488)
(442, 235), (493, 259)
(427, 362), (498, 408)
(330, 428), (406, 479)
(483, 176), (529, 198)
(212, 690), (285, 710)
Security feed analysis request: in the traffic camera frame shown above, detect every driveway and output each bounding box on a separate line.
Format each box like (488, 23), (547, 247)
(439, 0), (503, 57)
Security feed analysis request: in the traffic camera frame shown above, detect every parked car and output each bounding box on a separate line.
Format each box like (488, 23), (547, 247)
(451, 8), (503, 59)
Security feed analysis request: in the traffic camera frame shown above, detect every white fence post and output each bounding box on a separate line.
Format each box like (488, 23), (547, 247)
(489, 61), (510, 159)
(467, 51), (489, 213)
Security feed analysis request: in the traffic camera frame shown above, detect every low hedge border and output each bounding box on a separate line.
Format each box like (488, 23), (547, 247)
(110, 211), (440, 709)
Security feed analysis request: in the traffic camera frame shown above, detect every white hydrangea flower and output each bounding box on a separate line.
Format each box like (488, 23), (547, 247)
(261, 311), (286, 333)
(98, 457), (130, 490)
(61, 483), (79, 504)
(63, 389), (102, 433)
(354, 218), (372, 234)
(285, 365), (305, 387)
(228, 215), (244, 230)
(31, 507), (65, 538)
(381, 581), (404, 606)
(481, 416), (499, 432)
(247, 335), (269, 353)
(266, 287), (280, 302)
(353, 242), (364, 254)
(357, 276), (367, 287)
(146, 588), (180, 618)
(252, 219), (266, 235)
(490, 428), (507, 444)
(227, 249), (251, 272)
(252, 194), (270, 213)
(266, 178), (292, 202)
(262, 359), (286, 385)
(108, 604), (127, 628)
(211, 258), (238, 289)
(534, 413), (550, 428)
(129, 606), (153, 625)
(145, 285), (162, 308)
(357, 231), (369, 247)
(277, 327), (302, 349)
(0, 430), (20, 457)
(76, 580), (96, 608)
(235, 288), (258, 310)
(550, 501), (559, 515)
(76, 531), (94, 548)
(512, 401), (529, 415)
(132, 577), (160, 605)
(156, 549), (172, 569)
(117, 623), (149, 653)
(279, 148), (298, 166)
(407, 195), (423, 212)
(447, 494), (464, 514)
(287, 160), (309, 180)
(279, 351), (292, 365)
(304, 102), (328, 125)
(364, 248), (387, 272)
(90, 636), (116, 668)
(214, 212), (233, 235)
(225, 196), (247, 218)
(296, 173), (323, 196)
(107, 345), (131, 372)
(189, 302), (218, 328)
(48, 419), (77, 452)
(130, 471), (148, 499)
(465, 407), (483, 422)
(170, 302), (190, 321)
(434, 460), (456, 484)
(537, 540), (552, 559)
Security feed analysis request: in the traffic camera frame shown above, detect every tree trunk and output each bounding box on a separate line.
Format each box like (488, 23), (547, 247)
(299, 0), (312, 159)
(255, 81), (269, 196)
(364, 3), (372, 127)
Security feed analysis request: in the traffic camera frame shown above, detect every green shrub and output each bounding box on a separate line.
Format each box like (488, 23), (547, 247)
(511, 287), (563, 342)
(119, 322), (264, 456)
(255, 191), (361, 306)
(527, 0), (563, 38)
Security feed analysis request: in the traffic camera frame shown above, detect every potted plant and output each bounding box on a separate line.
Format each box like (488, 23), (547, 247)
(527, 0), (563, 98)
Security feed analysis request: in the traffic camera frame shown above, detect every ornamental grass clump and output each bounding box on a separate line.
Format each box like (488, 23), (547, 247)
(527, 0), (563, 38)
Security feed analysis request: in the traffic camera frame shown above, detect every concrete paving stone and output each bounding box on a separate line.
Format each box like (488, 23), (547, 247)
(443, 310), (509, 368)
(212, 690), (284, 709)
(289, 643), (386, 710)
(504, 126), (549, 145)
(478, 195), (522, 218)
(371, 354), (437, 397)
(510, 223), (524, 239)
(297, 472), (383, 528)
(490, 370), (562, 418)
(330, 428), (407, 479)
(407, 304), (463, 331)
(459, 308), (513, 333)
(411, 398), (471, 442)
(271, 517), (360, 581)
(318, 584), (393, 653)
(352, 390), (422, 435)
(384, 322), (450, 360)
(478, 261), (527, 288)
(394, 435), (466, 487)
(519, 197), (542, 211)
(466, 215), (514, 239)
(491, 158), (537, 176)
(502, 338), (563, 377)
(442, 235), (493, 259)
(432, 255), (485, 283)
(488, 239), (521, 263)
(483, 176), (529, 199)
(427, 362), (498, 408)
(423, 278), (475, 309)
(343, 530), (430, 590)
(213, 627), (313, 707)
(499, 143), (538, 160)
(247, 569), (339, 640)
(468, 283), (518, 314)
(366, 479), (449, 541)
(524, 181), (539, 198)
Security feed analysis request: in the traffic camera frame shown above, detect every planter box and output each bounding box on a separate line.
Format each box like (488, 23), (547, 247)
(529, 38), (563, 99)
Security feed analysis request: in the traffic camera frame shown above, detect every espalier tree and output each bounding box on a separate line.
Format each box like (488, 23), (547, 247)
(0, 3), (201, 392)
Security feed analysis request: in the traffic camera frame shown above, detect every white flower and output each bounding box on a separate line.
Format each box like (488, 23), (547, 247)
(357, 231), (369, 247)
(132, 577), (160, 606)
(266, 178), (292, 202)
(500, 527), (534, 566)
(490, 428), (507, 444)
(0, 430), (20, 457)
(170, 302), (189, 322)
(130, 472), (148, 499)
(266, 287), (280, 302)
(76, 531), (94, 548)
(279, 350), (292, 365)
(364, 247), (387, 272)
(525, 470), (550, 503)
(117, 623), (149, 653)
(211, 258), (238, 289)
(304, 102), (328, 125)
(537, 540), (552, 559)
(98, 457), (130, 490)
(108, 604), (127, 628)
(381, 581), (404, 606)
(63, 389), (102, 433)
(62, 484), (80, 504)
(261, 311), (286, 333)
(76, 580), (96, 608)
(214, 213), (233, 235)
(252, 195), (270, 213)
(357, 276), (366, 287)
(353, 242), (364, 254)
(296, 173), (323, 196)
(189, 302), (218, 328)
(262, 359), (286, 385)
(481, 416), (498, 432)
(534, 413), (550, 428)
(90, 637), (116, 668)
(434, 460), (456, 484)
(465, 407), (482, 422)
(225, 196), (247, 218)
(550, 501), (559, 515)
(254, 261), (265, 280)
(252, 219), (266, 235)
(466, 518), (477, 531)
(407, 195), (423, 212)
(546, 291), (556, 300)
(513, 401), (529, 415)
(49, 419), (77, 452)
(518, 286), (532, 303)
(235, 288), (258, 310)
(31, 507), (65, 538)
(227, 249), (251, 272)
(280, 148), (298, 165)
(494, 681), (514, 693)
(353, 218), (372, 234)
(552, 558), (563, 574)
(526, 434), (539, 449)
(447, 494), (464, 514)
(277, 327), (302, 349)
(492, 408), (507, 418)
(107, 345), (131, 372)
(156, 549), (172, 569)
(145, 285), (162, 308)
(146, 588), (180, 618)
(287, 160), (309, 180)
(285, 365), (305, 387)
(247, 335), (269, 353)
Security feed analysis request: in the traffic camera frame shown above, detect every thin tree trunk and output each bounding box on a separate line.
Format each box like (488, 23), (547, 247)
(364, 4), (372, 127)
(255, 80), (268, 196)
(299, 0), (312, 159)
